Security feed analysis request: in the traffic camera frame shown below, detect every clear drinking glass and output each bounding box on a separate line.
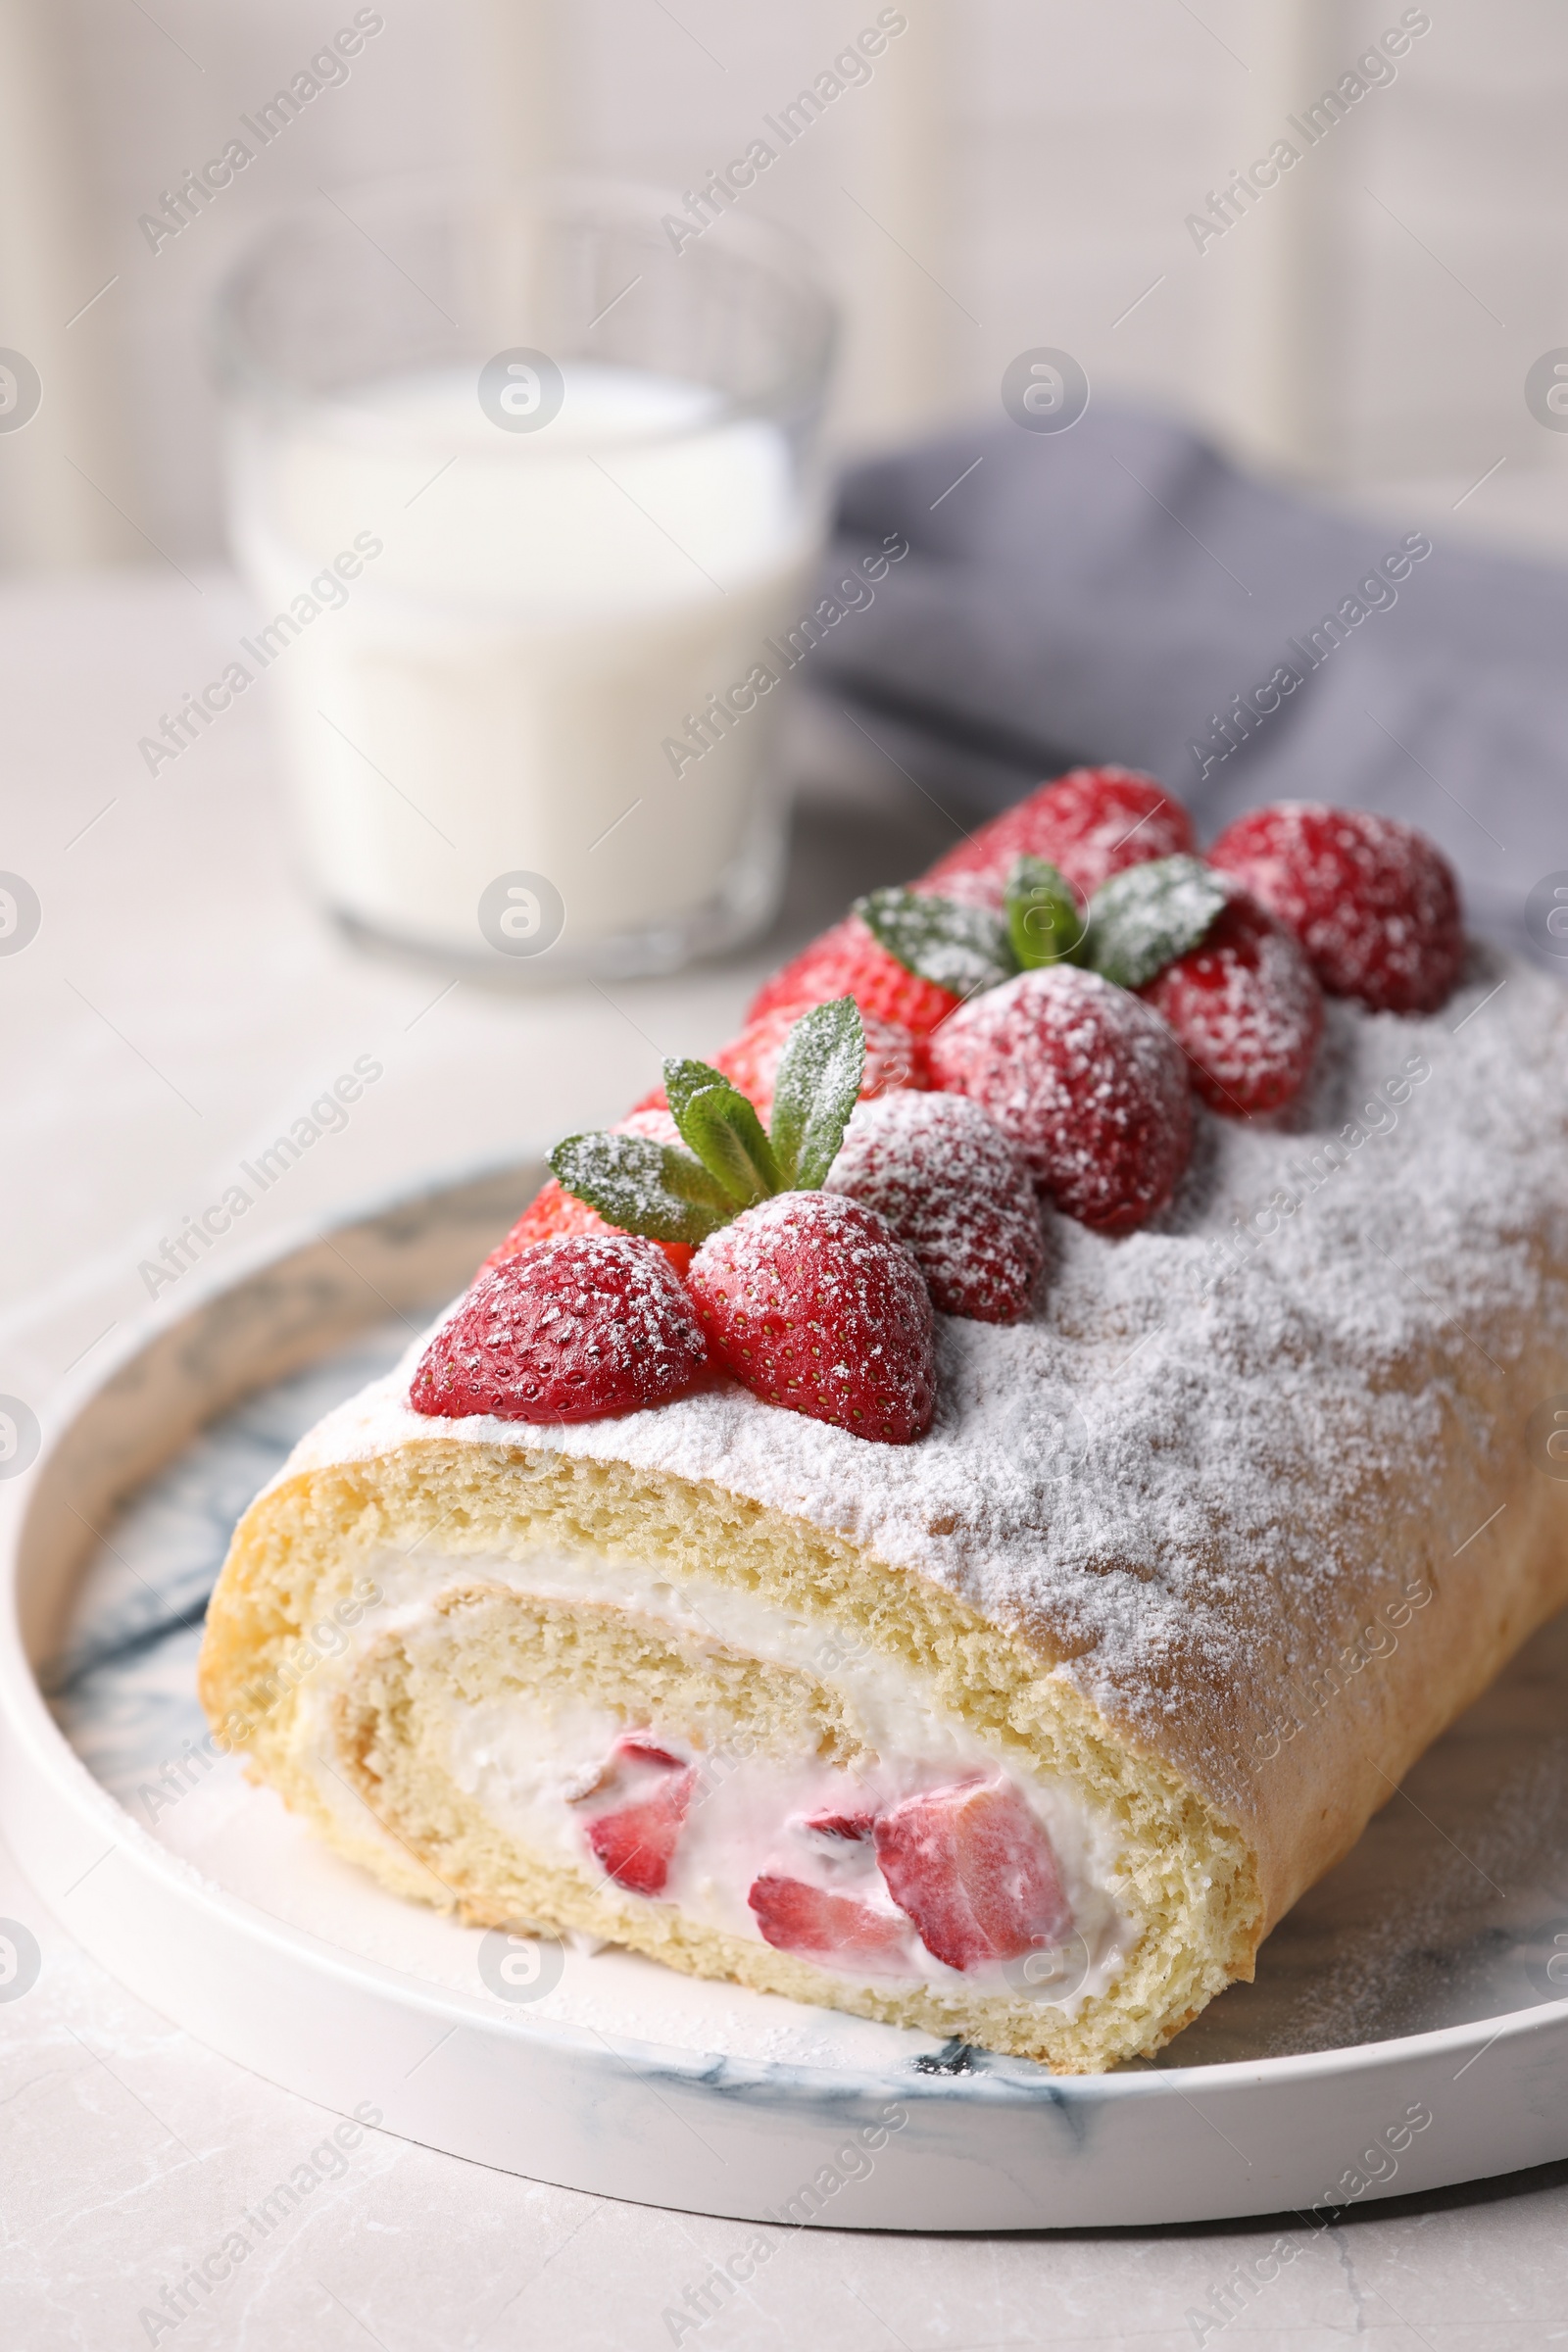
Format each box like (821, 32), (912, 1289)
(214, 174), (837, 977)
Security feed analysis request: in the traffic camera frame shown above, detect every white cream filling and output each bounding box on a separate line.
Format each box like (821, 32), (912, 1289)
(291, 1546), (1134, 2011)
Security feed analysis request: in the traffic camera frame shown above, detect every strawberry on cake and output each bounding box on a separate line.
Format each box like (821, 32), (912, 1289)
(198, 770), (1568, 2072)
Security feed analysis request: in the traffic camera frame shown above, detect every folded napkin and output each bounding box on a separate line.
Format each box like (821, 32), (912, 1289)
(816, 407), (1568, 952)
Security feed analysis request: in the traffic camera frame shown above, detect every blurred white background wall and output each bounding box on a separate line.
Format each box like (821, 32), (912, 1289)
(0, 0), (1565, 575)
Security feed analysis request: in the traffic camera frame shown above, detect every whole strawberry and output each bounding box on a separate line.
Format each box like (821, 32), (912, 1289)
(746, 915), (962, 1036)
(826, 1093), (1043, 1322)
(928, 965), (1193, 1233)
(688, 1193), (935, 1443)
(1206, 803), (1463, 1014)
(1141, 887), (1323, 1115)
(921, 766), (1194, 906)
(409, 1235), (708, 1423)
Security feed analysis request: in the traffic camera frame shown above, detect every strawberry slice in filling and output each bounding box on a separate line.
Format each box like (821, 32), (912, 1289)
(748, 1875), (915, 1973)
(582, 1740), (696, 1896)
(873, 1779), (1072, 1971)
(572, 1733), (1081, 1984)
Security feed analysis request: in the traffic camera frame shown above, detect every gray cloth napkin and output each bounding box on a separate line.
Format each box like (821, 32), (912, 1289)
(814, 406), (1568, 953)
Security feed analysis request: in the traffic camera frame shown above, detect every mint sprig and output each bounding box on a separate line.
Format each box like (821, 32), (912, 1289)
(1082, 854), (1227, 989)
(853, 861), (1087, 993)
(859, 852), (1223, 999)
(550, 843), (1226, 1252)
(550, 998), (867, 1243)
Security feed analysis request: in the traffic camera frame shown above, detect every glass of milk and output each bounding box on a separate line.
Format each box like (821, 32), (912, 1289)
(214, 176), (837, 975)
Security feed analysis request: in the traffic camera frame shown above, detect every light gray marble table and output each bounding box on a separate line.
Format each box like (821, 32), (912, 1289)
(4, 569), (1568, 2350)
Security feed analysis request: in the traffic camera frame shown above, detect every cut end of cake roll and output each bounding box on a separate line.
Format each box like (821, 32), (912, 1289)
(198, 1420), (1263, 2073)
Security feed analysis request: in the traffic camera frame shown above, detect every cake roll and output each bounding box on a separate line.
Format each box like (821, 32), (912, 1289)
(198, 782), (1568, 2071)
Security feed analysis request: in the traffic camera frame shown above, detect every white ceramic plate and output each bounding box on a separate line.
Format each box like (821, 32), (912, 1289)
(5, 1163), (1568, 2230)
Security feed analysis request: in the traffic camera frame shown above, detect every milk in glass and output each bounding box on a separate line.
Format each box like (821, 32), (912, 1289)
(229, 363), (814, 964)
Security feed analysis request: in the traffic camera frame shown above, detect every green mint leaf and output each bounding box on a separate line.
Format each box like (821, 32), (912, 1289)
(1084, 854), (1229, 990)
(662, 1056), (738, 1129)
(1004, 856), (1089, 970)
(854, 886), (1014, 999)
(767, 997), (865, 1189)
(662, 1054), (782, 1202)
(549, 1132), (733, 1246)
(670, 1082), (782, 1205)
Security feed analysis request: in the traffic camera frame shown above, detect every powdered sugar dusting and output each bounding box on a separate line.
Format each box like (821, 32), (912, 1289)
(1209, 802), (1463, 1015)
(283, 951), (1568, 1883)
(1143, 892), (1323, 1114)
(619, 1107), (683, 1146)
(927, 965), (1194, 1232)
(1086, 854), (1228, 990)
(826, 1092), (1044, 1322)
(411, 1235), (707, 1423)
(688, 1191), (935, 1445)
